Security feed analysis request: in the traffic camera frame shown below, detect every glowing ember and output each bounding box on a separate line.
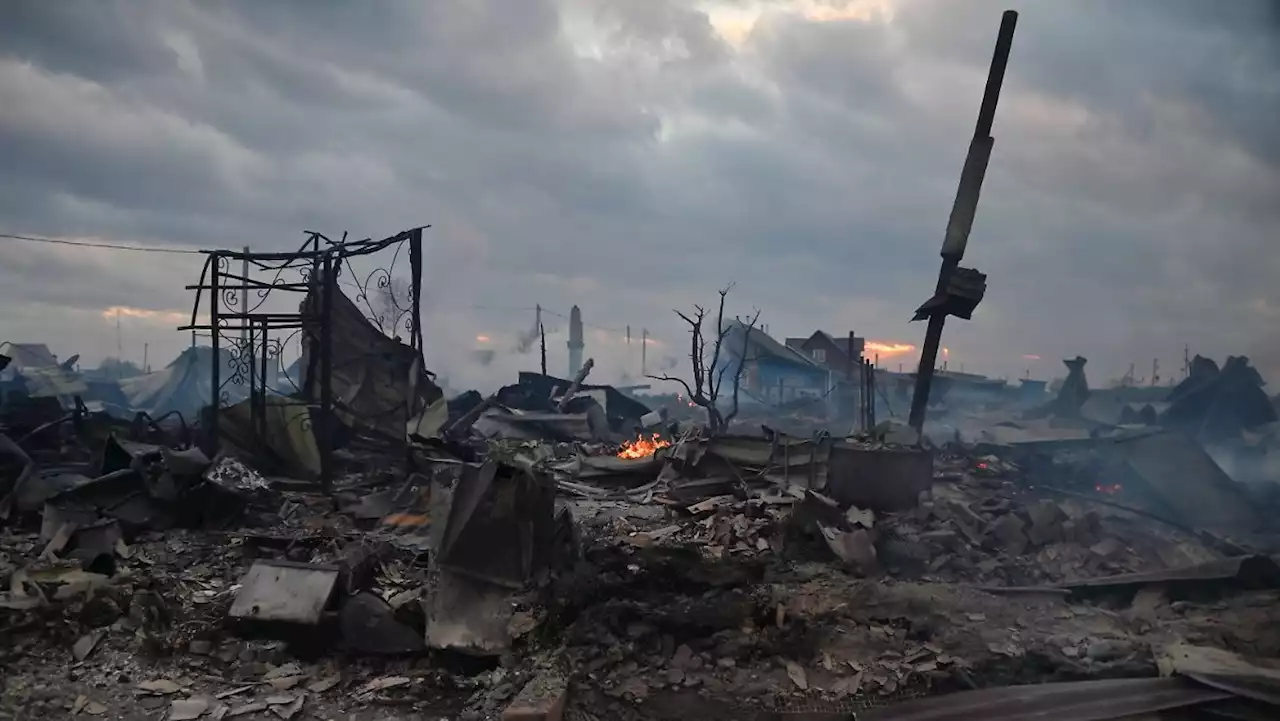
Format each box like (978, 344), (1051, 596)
(617, 434), (672, 459)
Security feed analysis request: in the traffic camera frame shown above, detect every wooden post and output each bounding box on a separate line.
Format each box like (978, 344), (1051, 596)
(846, 331), (856, 420)
(909, 10), (1018, 432)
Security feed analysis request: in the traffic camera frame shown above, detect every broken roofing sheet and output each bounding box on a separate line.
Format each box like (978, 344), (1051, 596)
(299, 281), (445, 442)
(1098, 430), (1265, 533)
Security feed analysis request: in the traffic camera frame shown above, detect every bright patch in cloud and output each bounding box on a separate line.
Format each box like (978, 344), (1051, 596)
(702, 0), (897, 47)
(865, 340), (915, 357)
(100, 305), (186, 324)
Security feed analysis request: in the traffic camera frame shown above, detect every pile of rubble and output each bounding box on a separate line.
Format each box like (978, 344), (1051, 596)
(3, 356), (1280, 721)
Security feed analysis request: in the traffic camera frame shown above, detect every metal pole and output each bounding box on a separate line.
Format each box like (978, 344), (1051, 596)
(247, 318), (258, 455)
(241, 246), (249, 352)
(909, 9), (1017, 432)
(208, 255), (221, 457)
(863, 359), (872, 431)
(868, 360), (877, 428)
(847, 331), (856, 421)
(318, 254), (334, 490)
(258, 318), (268, 431)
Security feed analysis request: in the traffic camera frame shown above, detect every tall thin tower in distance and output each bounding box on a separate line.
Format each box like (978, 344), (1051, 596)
(567, 305), (584, 377)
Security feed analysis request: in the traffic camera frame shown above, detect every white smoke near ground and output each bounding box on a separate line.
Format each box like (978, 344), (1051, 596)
(423, 317), (657, 397)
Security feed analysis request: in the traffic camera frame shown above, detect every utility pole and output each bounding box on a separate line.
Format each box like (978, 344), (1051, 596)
(115, 307), (123, 378)
(1151, 358), (1159, 387)
(1183, 344), (1190, 379)
(908, 10), (1017, 432)
(539, 323), (547, 376)
(143, 342), (149, 374)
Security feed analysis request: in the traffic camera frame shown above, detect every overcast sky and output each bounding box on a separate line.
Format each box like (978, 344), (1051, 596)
(0, 0), (1277, 392)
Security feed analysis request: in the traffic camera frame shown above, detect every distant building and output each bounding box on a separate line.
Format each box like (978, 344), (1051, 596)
(720, 321), (832, 403)
(785, 331), (865, 375)
(0, 342), (58, 378)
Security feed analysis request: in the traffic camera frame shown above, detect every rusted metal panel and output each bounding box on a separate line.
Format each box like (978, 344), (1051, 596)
(826, 445), (932, 512)
(860, 677), (1233, 721)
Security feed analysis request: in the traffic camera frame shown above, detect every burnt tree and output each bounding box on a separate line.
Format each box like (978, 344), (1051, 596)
(648, 284), (760, 434)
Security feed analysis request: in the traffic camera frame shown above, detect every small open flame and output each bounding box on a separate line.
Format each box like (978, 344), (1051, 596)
(617, 434), (672, 459)
(1095, 483), (1123, 495)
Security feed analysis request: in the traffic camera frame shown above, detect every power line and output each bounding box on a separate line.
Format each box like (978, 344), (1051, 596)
(0, 232), (663, 340)
(0, 232), (203, 254)
(540, 307), (625, 333)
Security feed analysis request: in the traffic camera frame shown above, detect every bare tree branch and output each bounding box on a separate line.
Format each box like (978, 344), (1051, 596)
(705, 285), (733, 401)
(648, 284), (757, 435)
(646, 373), (696, 402)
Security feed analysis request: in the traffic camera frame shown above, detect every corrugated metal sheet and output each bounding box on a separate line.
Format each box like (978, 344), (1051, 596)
(19, 367), (88, 399)
(859, 677), (1233, 721)
(0, 342), (57, 369)
(1105, 431), (1263, 532)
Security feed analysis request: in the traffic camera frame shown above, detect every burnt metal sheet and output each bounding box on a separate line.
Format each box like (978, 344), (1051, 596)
(339, 592), (425, 655)
(699, 434), (831, 489)
(426, 568), (516, 655)
(1103, 431), (1263, 532)
(706, 435), (826, 467)
(433, 461), (558, 588)
(473, 409), (594, 442)
(300, 284), (444, 441)
(1158, 644), (1280, 708)
(859, 677), (1233, 721)
(512, 371), (652, 432)
(228, 560), (339, 625)
(1059, 555), (1280, 594)
(827, 444), (932, 512)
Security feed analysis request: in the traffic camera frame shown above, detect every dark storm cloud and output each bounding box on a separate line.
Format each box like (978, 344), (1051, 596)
(0, 1), (177, 83)
(0, 0), (1276, 387)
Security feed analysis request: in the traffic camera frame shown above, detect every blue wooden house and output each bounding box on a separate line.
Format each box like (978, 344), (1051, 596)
(718, 320), (833, 404)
